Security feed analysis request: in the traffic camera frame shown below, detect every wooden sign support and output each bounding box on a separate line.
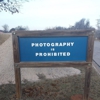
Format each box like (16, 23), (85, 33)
(12, 30), (94, 100)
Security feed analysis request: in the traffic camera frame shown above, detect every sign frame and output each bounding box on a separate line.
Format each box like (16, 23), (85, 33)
(12, 29), (95, 100)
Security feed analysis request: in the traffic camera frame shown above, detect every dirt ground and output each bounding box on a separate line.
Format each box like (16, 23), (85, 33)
(0, 33), (10, 45)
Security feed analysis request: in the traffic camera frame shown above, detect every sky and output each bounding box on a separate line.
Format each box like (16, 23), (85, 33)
(0, 0), (100, 30)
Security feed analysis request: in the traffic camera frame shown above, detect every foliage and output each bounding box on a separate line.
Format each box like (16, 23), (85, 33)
(0, 25), (29, 33)
(96, 19), (100, 30)
(95, 18), (100, 39)
(46, 18), (93, 31)
(2, 24), (9, 33)
(10, 26), (29, 32)
(46, 26), (67, 30)
(9, 28), (15, 33)
(0, 0), (29, 14)
(15, 26), (29, 31)
(69, 18), (93, 30)
(95, 29), (100, 39)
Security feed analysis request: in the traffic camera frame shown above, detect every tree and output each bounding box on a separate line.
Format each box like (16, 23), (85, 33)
(46, 26), (67, 30)
(0, 0), (29, 14)
(15, 26), (29, 31)
(71, 18), (92, 30)
(2, 24), (9, 33)
(96, 18), (100, 39)
(96, 19), (100, 30)
(9, 28), (15, 33)
(53, 26), (67, 30)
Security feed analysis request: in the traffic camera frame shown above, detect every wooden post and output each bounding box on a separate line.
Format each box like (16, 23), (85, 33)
(83, 65), (92, 100)
(15, 67), (21, 99)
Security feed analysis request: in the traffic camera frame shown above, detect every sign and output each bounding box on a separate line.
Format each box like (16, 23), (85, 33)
(19, 37), (88, 62)
(12, 30), (95, 100)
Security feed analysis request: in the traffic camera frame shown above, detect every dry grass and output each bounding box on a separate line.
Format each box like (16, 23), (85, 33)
(0, 67), (100, 100)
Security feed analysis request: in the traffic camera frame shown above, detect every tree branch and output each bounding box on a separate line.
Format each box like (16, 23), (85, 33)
(0, 0), (29, 13)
